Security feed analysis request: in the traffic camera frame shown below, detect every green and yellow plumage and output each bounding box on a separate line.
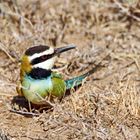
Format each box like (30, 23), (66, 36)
(21, 72), (66, 105)
(18, 45), (100, 105)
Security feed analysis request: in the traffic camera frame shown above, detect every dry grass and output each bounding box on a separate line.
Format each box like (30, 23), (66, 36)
(0, 0), (140, 140)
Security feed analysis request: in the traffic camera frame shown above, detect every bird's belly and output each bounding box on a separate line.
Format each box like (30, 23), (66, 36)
(21, 77), (53, 104)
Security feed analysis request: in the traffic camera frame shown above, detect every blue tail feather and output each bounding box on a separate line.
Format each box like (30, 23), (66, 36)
(65, 65), (102, 89)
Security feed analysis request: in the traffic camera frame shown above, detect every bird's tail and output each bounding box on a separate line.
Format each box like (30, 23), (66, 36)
(65, 65), (102, 90)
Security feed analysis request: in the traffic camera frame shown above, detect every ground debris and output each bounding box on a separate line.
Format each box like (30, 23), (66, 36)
(0, 0), (140, 140)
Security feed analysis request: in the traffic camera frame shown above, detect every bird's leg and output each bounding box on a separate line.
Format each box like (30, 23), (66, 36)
(20, 85), (35, 112)
(28, 100), (32, 112)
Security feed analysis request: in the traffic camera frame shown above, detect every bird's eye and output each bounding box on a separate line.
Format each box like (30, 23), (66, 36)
(41, 55), (47, 60)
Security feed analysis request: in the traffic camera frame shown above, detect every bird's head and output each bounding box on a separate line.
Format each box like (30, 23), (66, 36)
(20, 44), (76, 75)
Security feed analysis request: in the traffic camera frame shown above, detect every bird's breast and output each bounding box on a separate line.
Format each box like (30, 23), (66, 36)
(21, 75), (53, 104)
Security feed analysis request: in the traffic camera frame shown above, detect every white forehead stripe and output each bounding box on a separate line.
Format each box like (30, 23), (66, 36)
(28, 47), (54, 61)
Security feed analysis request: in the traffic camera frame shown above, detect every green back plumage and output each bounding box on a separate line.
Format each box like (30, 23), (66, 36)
(51, 72), (66, 98)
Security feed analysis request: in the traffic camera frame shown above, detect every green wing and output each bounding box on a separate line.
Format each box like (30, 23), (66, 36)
(50, 72), (66, 98)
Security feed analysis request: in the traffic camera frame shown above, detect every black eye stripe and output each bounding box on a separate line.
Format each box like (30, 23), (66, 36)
(41, 55), (48, 59)
(31, 54), (54, 65)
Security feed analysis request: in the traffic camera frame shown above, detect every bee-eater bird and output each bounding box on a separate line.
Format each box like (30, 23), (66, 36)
(18, 45), (100, 106)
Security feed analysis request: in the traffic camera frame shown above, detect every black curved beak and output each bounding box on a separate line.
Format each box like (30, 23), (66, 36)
(31, 44), (76, 65)
(54, 44), (76, 55)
